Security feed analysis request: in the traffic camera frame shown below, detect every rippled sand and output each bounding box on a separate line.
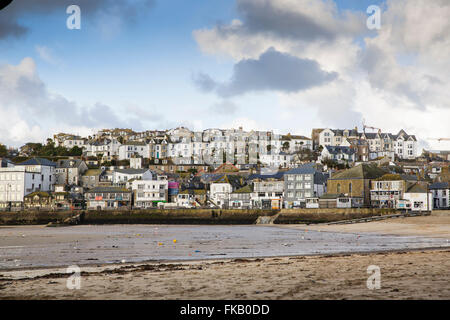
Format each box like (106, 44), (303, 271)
(0, 249), (449, 299)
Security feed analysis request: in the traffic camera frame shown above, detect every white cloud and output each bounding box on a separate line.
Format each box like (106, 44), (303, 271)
(35, 45), (62, 66)
(0, 58), (167, 148)
(193, 0), (450, 152)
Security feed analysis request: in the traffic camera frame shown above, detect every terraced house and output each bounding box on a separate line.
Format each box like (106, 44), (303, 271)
(283, 163), (328, 208)
(326, 164), (386, 207)
(85, 187), (132, 210)
(55, 159), (88, 186)
(318, 128), (418, 160)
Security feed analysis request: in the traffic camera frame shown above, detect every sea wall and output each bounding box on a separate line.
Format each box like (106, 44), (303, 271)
(276, 208), (398, 224)
(0, 208), (401, 225)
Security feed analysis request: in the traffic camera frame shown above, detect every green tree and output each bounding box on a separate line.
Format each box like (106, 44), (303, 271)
(0, 143), (7, 157)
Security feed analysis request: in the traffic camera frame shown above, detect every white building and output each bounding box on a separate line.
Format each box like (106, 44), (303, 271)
(84, 138), (121, 160)
(132, 176), (168, 208)
(403, 183), (432, 212)
(209, 182), (232, 208)
(0, 158), (56, 209)
(118, 142), (150, 160)
(318, 128), (417, 160)
(259, 152), (292, 168)
(319, 146), (356, 164)
(112, 168), (153, 186)
(430, 182), (449, 209)
(251, 180), (284, 209)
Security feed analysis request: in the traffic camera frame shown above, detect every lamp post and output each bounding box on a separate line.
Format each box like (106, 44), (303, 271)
(6, 183), (11, 211)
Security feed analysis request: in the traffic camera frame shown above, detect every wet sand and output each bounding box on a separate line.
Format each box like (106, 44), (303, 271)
(0, 224), (447, 270)
(0, 249), (448, 299)
(0, 213), (449, 300)
(283, 211), (450, 238)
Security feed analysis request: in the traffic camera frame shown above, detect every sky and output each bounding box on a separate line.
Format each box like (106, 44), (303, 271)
(0, 0), (449, 152)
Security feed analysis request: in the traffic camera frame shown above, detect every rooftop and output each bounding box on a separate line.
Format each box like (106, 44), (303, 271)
(17, 157), (57, 167)
(330, 164), (386, 180)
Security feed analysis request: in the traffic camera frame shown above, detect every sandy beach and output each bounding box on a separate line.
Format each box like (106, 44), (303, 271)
(0, 212), (449, 300)
(283, 211), (450, 238)
(0, 248), (448, 300)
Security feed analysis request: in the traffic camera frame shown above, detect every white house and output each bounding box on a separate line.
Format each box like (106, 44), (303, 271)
(403, 183), (432, 212)
(84, 138), (121, 160)
(209, 182), (232, 208)
(132, 176), (168, 208)
(319, 146), (356, 163)
(251, 180), (284, 209)
(259, 152), (292, 168)
(118, 142), (150, 160)
(430, 182), (449, 209)
(0, 158), (56, 209)
(112, 168), (153, 186)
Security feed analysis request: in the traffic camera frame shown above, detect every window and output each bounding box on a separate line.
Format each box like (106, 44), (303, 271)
(337, 183), (341, 193)
(349, 183), (352, 193)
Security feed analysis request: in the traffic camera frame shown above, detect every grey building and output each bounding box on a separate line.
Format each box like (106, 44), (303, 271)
(81, 168), (107, 190)
(283, 163), (328, 208)
(55, 159), (88, 186)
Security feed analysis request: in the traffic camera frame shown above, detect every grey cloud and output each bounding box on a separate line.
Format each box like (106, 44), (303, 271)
(196, 48), (338, 97)
(237, 0), (335, 41)
(359, 43), (426, 108)
(212, 0), (366, 42)
(192, 72), (218, 93)
(209, 100), (238, 115)
(0, 0), (155, 39)
(0, 16), (26, 39)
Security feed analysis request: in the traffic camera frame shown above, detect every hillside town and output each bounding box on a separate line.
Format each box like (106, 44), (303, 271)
(0, 126), (449, 212)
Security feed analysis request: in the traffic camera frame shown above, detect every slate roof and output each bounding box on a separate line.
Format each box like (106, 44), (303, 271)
(122, 141), (147, 146)
(57, 159), (84, 168)
(247, 171), (287, 181)
(233, 185), (253, 193)
(114, 168), (149, 175)
(83, 169), (103, 176)
(284, 163), (318, 175)
(405, 183), (427, 193)
(329, 164), (386, 180)
(325, 145), (356, 155)
(85, 187), (130, 193)
(17, 157), (57, 167)
(429, 182), (449, 189)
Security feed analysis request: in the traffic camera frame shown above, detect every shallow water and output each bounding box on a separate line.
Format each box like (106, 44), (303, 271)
(0, 225), (448, 270)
